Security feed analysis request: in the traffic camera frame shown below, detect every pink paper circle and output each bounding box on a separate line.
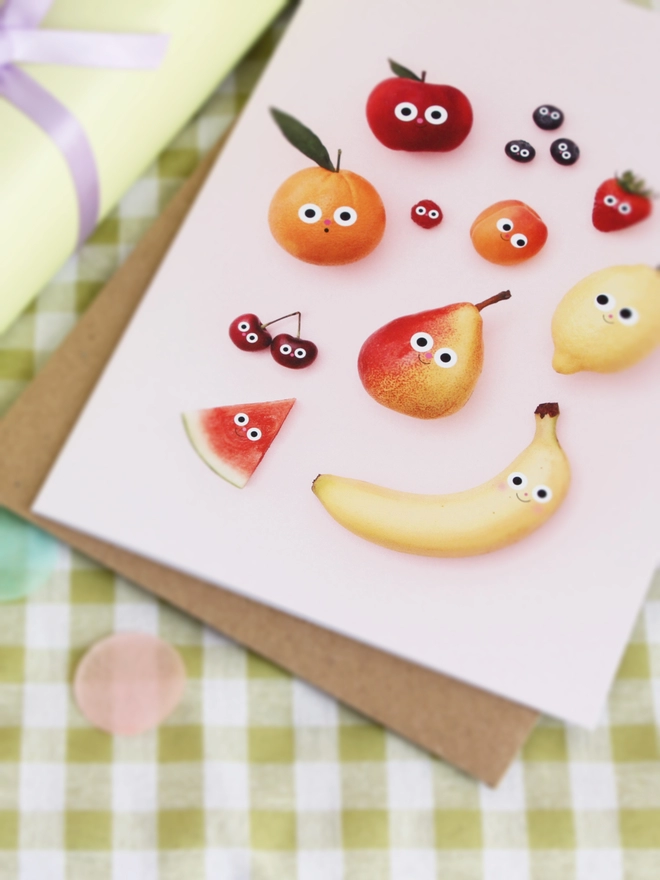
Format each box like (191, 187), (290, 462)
(73, 632), (186, 736)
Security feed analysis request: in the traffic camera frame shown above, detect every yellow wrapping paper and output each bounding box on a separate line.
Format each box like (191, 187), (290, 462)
(0, 0), (288, 333)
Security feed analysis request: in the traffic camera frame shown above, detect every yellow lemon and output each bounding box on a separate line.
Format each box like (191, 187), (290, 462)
(552, 265), (660, 373)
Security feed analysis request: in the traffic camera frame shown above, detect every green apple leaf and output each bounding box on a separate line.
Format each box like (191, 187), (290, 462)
(270, 108), (336, 172)
(388, 59), (422, 81)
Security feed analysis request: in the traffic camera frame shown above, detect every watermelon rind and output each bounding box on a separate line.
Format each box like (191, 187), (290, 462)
(182, 411), (250, 488)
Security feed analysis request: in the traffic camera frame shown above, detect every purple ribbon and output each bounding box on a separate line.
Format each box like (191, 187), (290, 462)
(0, 0), (169, 245)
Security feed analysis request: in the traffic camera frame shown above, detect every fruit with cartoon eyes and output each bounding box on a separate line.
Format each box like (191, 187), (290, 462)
(357, 291), (511, 419)
(505, 140), (535, 163)
(366, 59), (473, 153)
(552, 265), (660, 373)
(411, 199), (443, 229)
(470, 200), (548, 266)
(182, 399), (296, 488)
(592, 171), (653, 233)
(312, 403), (570, 557)
(533, 104), (564, 130)
(268, 109), (386, 266)
(271, 333), (318, 369)
(550, 138), (579, 166)
(228, 313), (272, 351)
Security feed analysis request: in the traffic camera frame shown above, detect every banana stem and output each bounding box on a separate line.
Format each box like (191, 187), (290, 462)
(475, 290), (511, 311)
(534, 402), (560, 442)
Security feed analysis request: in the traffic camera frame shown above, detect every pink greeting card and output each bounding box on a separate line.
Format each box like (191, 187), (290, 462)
(34, 0), (660, 726)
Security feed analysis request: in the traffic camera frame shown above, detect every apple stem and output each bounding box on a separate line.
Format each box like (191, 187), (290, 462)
(336, 149), (342, 172)
(475, 290), (512, 311)
(261, 311), (302, 332)
(421, 70), (427, 82)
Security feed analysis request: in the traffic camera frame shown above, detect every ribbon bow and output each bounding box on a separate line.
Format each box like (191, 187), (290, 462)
(0, 0), (169, 244)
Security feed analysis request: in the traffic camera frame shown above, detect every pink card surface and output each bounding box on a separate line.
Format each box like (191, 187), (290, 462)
(34, 0), (660, 726)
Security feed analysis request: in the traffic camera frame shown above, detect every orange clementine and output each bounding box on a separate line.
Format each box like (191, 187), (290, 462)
(268, 166), (386, 266)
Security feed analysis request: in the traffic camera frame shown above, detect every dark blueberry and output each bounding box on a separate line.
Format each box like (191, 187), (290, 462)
(550, 138), (579, 166)
(505, 139), (536, 163)
(533, 104), (564, 130)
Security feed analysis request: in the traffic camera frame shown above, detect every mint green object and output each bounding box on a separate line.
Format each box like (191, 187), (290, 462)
(0, 508), (59, 602)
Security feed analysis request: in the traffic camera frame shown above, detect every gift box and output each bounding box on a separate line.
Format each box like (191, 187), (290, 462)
(0, 0), (288, 333)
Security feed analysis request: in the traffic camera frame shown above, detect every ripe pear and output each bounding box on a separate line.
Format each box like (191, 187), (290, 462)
(357, 291), (511, 419)
(552, 265), (660, 374)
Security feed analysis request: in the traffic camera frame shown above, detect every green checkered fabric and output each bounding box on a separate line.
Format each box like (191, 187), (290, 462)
(1, 5), (660, 879)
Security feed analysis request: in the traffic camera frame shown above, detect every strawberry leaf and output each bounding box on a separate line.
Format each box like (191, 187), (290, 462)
(388, 59), (422, 81)
(270, 109), (335, 172)
(617, 170), (653, 199)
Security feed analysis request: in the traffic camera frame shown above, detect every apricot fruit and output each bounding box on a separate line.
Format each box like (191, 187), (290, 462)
(470, 200), (547, 266)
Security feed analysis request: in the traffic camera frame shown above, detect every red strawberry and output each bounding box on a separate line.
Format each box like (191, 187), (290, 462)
(592, 171), (653, 232)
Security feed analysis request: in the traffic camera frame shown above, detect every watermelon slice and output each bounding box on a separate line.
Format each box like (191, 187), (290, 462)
(182, 399), (296, 488)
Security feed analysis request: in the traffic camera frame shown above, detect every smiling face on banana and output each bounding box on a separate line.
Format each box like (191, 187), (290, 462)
(312, 403), (570, 557)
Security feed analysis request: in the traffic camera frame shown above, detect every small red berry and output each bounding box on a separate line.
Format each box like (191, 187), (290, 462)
(592, 171), (653, 232)
(411, 199), (443, 229)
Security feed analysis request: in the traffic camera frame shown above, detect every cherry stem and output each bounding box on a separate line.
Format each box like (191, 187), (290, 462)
(421, 70), (427, 82)
(336, 149), (342, 172)
(262, 311), (302, 337)
(475, 290), (511, 311)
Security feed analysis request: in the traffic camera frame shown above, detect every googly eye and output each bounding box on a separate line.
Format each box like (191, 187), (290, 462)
(334, 206), (357, 226)
(298, 204), (322, 224)
(428, 210), (440, 219)
(234, 413), (249, 426)
(618, 202), (632, 215)
(539, 107), (549, 116)
(496, 218), (514, 233)
(510, 143), (520, 153)
(246, 427), (262, 442)
(246, 332), (259, 344)
(434, 348), (458, 368)
(425, 105), (448, 125)
(415, 206), (427, 216)
(294, 347), (307, 359)
(562, 151), (571, 160)
(237, 321), (251, 332)
(594, 293), (616, 311)
(550, 111), (561, 120)
(532, 485), (552, 503)
(394, 102), (417, 121)
(279, 343), (293, 355)
(507, 472), (528, 490)
(557, 142), (568, 152)
(520, 149), (530, 158)
(603, 195), (617, 207)
(410, 332), (434, 352)
(618, 307), (639, 326)
(511, 234), (528, 248)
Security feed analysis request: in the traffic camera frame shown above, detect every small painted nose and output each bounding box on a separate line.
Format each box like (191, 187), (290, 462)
(424, 351), (433, 360)
(608, 313), (613, 319)
(501, 232), (511, 241)
(416, 118), (424, 124)
(324, 219), (332, 226)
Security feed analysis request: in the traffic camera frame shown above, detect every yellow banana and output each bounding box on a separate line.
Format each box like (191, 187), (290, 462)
(312, 403), (570, 557)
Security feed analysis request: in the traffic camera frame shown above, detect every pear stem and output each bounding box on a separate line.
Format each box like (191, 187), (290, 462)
(475, 290), (511, 311)
(262, 311), (302, 337)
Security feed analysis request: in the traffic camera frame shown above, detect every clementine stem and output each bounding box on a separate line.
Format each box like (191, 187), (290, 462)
(475, 290), (511, 311)
(336, 149), (342, 172)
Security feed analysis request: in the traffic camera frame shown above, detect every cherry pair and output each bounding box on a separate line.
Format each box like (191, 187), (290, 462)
(228, 311), (318, 370)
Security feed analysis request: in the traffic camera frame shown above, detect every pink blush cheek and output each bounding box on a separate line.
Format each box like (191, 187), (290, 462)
(497, 481), (508, 491)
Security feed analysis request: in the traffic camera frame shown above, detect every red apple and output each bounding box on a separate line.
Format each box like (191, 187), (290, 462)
(229, 313), (272, 351)
(366, 60), (473, 152)
(271, 333), (318, 369)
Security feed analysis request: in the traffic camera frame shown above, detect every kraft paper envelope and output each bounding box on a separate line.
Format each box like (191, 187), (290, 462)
(0, 137), (538, 786)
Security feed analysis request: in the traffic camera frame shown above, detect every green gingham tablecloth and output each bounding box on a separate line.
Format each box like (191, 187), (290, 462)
(1, 7), (659, 879)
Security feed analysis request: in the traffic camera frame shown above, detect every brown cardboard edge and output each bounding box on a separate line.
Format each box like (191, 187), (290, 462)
(0, 136), (538, 786)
